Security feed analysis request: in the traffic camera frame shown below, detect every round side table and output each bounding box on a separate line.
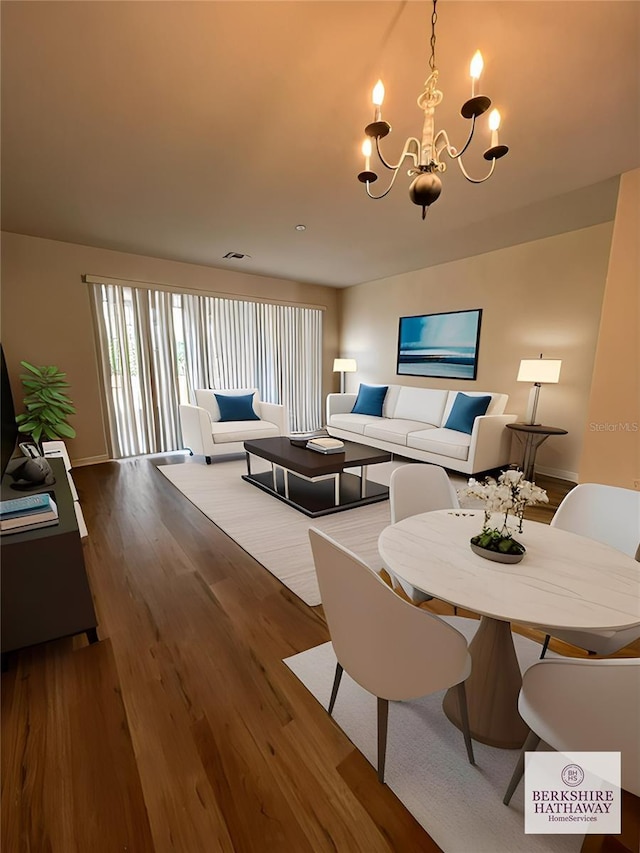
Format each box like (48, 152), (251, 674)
(506, 423), (568, 481)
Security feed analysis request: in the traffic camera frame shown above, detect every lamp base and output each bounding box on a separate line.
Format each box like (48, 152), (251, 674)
(525, 384), (541, 425)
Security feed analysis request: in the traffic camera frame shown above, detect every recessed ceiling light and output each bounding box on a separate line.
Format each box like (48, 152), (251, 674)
(295, 224), (306, 231)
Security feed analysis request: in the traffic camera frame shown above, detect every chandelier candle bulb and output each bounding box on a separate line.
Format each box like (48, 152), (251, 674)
(362, 139), (372, 171)
(372, 79), (385, 121)
(489, 109), (501, 147)
(470, 50), (483, 98)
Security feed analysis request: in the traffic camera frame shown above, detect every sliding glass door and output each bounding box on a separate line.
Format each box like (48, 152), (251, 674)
(90, 282), (323, 458)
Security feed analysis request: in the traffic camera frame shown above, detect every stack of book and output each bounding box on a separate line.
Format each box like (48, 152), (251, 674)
(306, 437), (345, 454)
(0, 493), (59, 535)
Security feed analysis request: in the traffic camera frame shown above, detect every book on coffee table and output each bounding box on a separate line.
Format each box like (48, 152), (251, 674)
(289, 430), (329, 447)
(306, 437), (345, 454)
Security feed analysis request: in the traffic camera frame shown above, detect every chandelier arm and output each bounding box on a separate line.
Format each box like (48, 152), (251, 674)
(433, 116), (477, 162)
(375, 136), (421, 172)
(364, 167), (404, 200)
(456, 155), (497, 184)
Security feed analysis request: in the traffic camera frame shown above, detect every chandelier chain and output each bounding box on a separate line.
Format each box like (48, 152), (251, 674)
(429, 0), (438, 72)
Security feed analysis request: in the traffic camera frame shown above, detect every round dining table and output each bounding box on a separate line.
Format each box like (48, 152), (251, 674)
(378, 509), (640, 749)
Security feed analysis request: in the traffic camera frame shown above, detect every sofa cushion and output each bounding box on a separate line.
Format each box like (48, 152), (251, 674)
(195, 388), (259, 422)
(364, 419), (436, 446)
(328, 413), (383, 435)
(214, 392), (259, 422)
(444, 393), (491, 434)
(382, 385), (401, 418)
(407, 427), (471, 461)
(352, 384), (388, 417)
(392, 387), (449, 425)
(212, 420), (279, 444)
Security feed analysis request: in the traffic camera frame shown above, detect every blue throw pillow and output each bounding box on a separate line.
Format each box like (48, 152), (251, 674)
(444, 393), (491, 434)
(351, 384), (388, 417)
(214, 392), (260, 422)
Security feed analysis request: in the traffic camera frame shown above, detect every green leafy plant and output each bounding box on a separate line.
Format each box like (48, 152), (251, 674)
(15, 361), (77, 447)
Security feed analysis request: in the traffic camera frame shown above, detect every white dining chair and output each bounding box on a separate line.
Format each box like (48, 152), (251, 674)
(504, 658), (640, 804)
(308, 527), (475, 783)
(538, 483), (640, 657)
(389, 464), (460, 605)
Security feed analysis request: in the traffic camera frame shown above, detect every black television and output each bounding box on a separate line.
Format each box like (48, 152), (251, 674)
(1, 344), (20, 479)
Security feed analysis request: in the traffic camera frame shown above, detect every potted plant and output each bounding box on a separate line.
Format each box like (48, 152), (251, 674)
(459, 469), (549, 563)
(15, 361), (77, 449)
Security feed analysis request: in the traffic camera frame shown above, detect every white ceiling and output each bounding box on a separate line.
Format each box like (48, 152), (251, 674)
(1, 1), (638, 288)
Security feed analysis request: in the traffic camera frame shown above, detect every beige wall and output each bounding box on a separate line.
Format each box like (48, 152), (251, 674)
(1, 232), (339, 464)
(339, 223), (614, 480)
(579, 169), (640, 488)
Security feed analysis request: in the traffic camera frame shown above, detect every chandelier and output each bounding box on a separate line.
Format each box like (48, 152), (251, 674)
(357, 0), (509, 219)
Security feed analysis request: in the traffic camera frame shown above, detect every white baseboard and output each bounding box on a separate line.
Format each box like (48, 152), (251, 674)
(535, 465), (578, 483)
(70, 454), (111, 467)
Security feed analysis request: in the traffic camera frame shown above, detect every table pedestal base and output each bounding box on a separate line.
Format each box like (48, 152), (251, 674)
(442, 616), (528, 749)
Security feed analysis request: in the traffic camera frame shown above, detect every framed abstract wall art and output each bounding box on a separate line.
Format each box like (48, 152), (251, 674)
(396, 309), (483, 380)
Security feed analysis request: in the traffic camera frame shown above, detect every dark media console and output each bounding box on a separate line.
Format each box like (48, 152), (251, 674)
(1, 457), (98, 668)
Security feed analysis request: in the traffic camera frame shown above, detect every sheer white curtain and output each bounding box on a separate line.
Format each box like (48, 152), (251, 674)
(90, 281), (323, 457)
(179, 294), (322, 432)
(91, 283), (182, 457)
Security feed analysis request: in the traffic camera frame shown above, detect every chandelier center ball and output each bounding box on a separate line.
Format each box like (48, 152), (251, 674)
(409, 172), (442, 210)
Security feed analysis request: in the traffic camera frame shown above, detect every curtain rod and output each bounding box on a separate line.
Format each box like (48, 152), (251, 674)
(82, 274), (327, 311)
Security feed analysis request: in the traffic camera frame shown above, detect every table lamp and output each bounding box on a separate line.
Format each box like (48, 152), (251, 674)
(333, 358), (357, 393)
(517, 355), (562, 425)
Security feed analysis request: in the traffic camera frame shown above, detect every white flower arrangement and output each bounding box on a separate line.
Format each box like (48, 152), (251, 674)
(460, 469), (549, 555)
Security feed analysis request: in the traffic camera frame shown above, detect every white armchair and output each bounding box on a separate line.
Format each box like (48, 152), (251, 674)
(538, 483), (640, 657)
(179, 388), (288, 463)
(388, 464), (460, 605)
(309, 527), (475, 783)
(504, 658), (640, 804)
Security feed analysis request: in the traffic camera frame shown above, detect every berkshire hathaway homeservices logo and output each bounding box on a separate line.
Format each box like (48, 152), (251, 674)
(524, 752), (621, 835)
(561, 764), (585, 787)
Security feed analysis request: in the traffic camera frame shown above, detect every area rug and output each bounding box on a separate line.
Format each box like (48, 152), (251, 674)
(158, 456), (433, 606)
(284, 619), (578, 853)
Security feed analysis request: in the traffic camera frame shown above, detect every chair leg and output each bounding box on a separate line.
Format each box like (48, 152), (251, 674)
(539, 634), (551, 658)
(456, 682), (475, 766)
(503, 729), (541, 805)
(377, 697), (389, 783)
(327, 662), (343, 716)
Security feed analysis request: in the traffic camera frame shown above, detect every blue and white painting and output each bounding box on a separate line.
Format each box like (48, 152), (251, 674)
(396, 309), (482, 380)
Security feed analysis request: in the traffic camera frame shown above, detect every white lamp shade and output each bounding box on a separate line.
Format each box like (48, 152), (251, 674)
(517, 359), (562, 384)
(333, 358), (357, 373)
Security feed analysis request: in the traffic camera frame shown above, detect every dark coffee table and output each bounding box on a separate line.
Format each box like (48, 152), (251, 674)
(243, 437), (391, 517)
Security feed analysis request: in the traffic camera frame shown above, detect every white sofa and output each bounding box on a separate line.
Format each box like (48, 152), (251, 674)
(326, 385), (517, 475)
(179, 388), (288, 463)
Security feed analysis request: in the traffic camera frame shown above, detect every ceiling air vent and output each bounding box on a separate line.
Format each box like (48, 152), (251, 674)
(223, 251), (250, 260)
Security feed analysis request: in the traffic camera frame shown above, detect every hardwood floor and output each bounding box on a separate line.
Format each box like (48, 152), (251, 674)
(1, 460), (637, 852)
